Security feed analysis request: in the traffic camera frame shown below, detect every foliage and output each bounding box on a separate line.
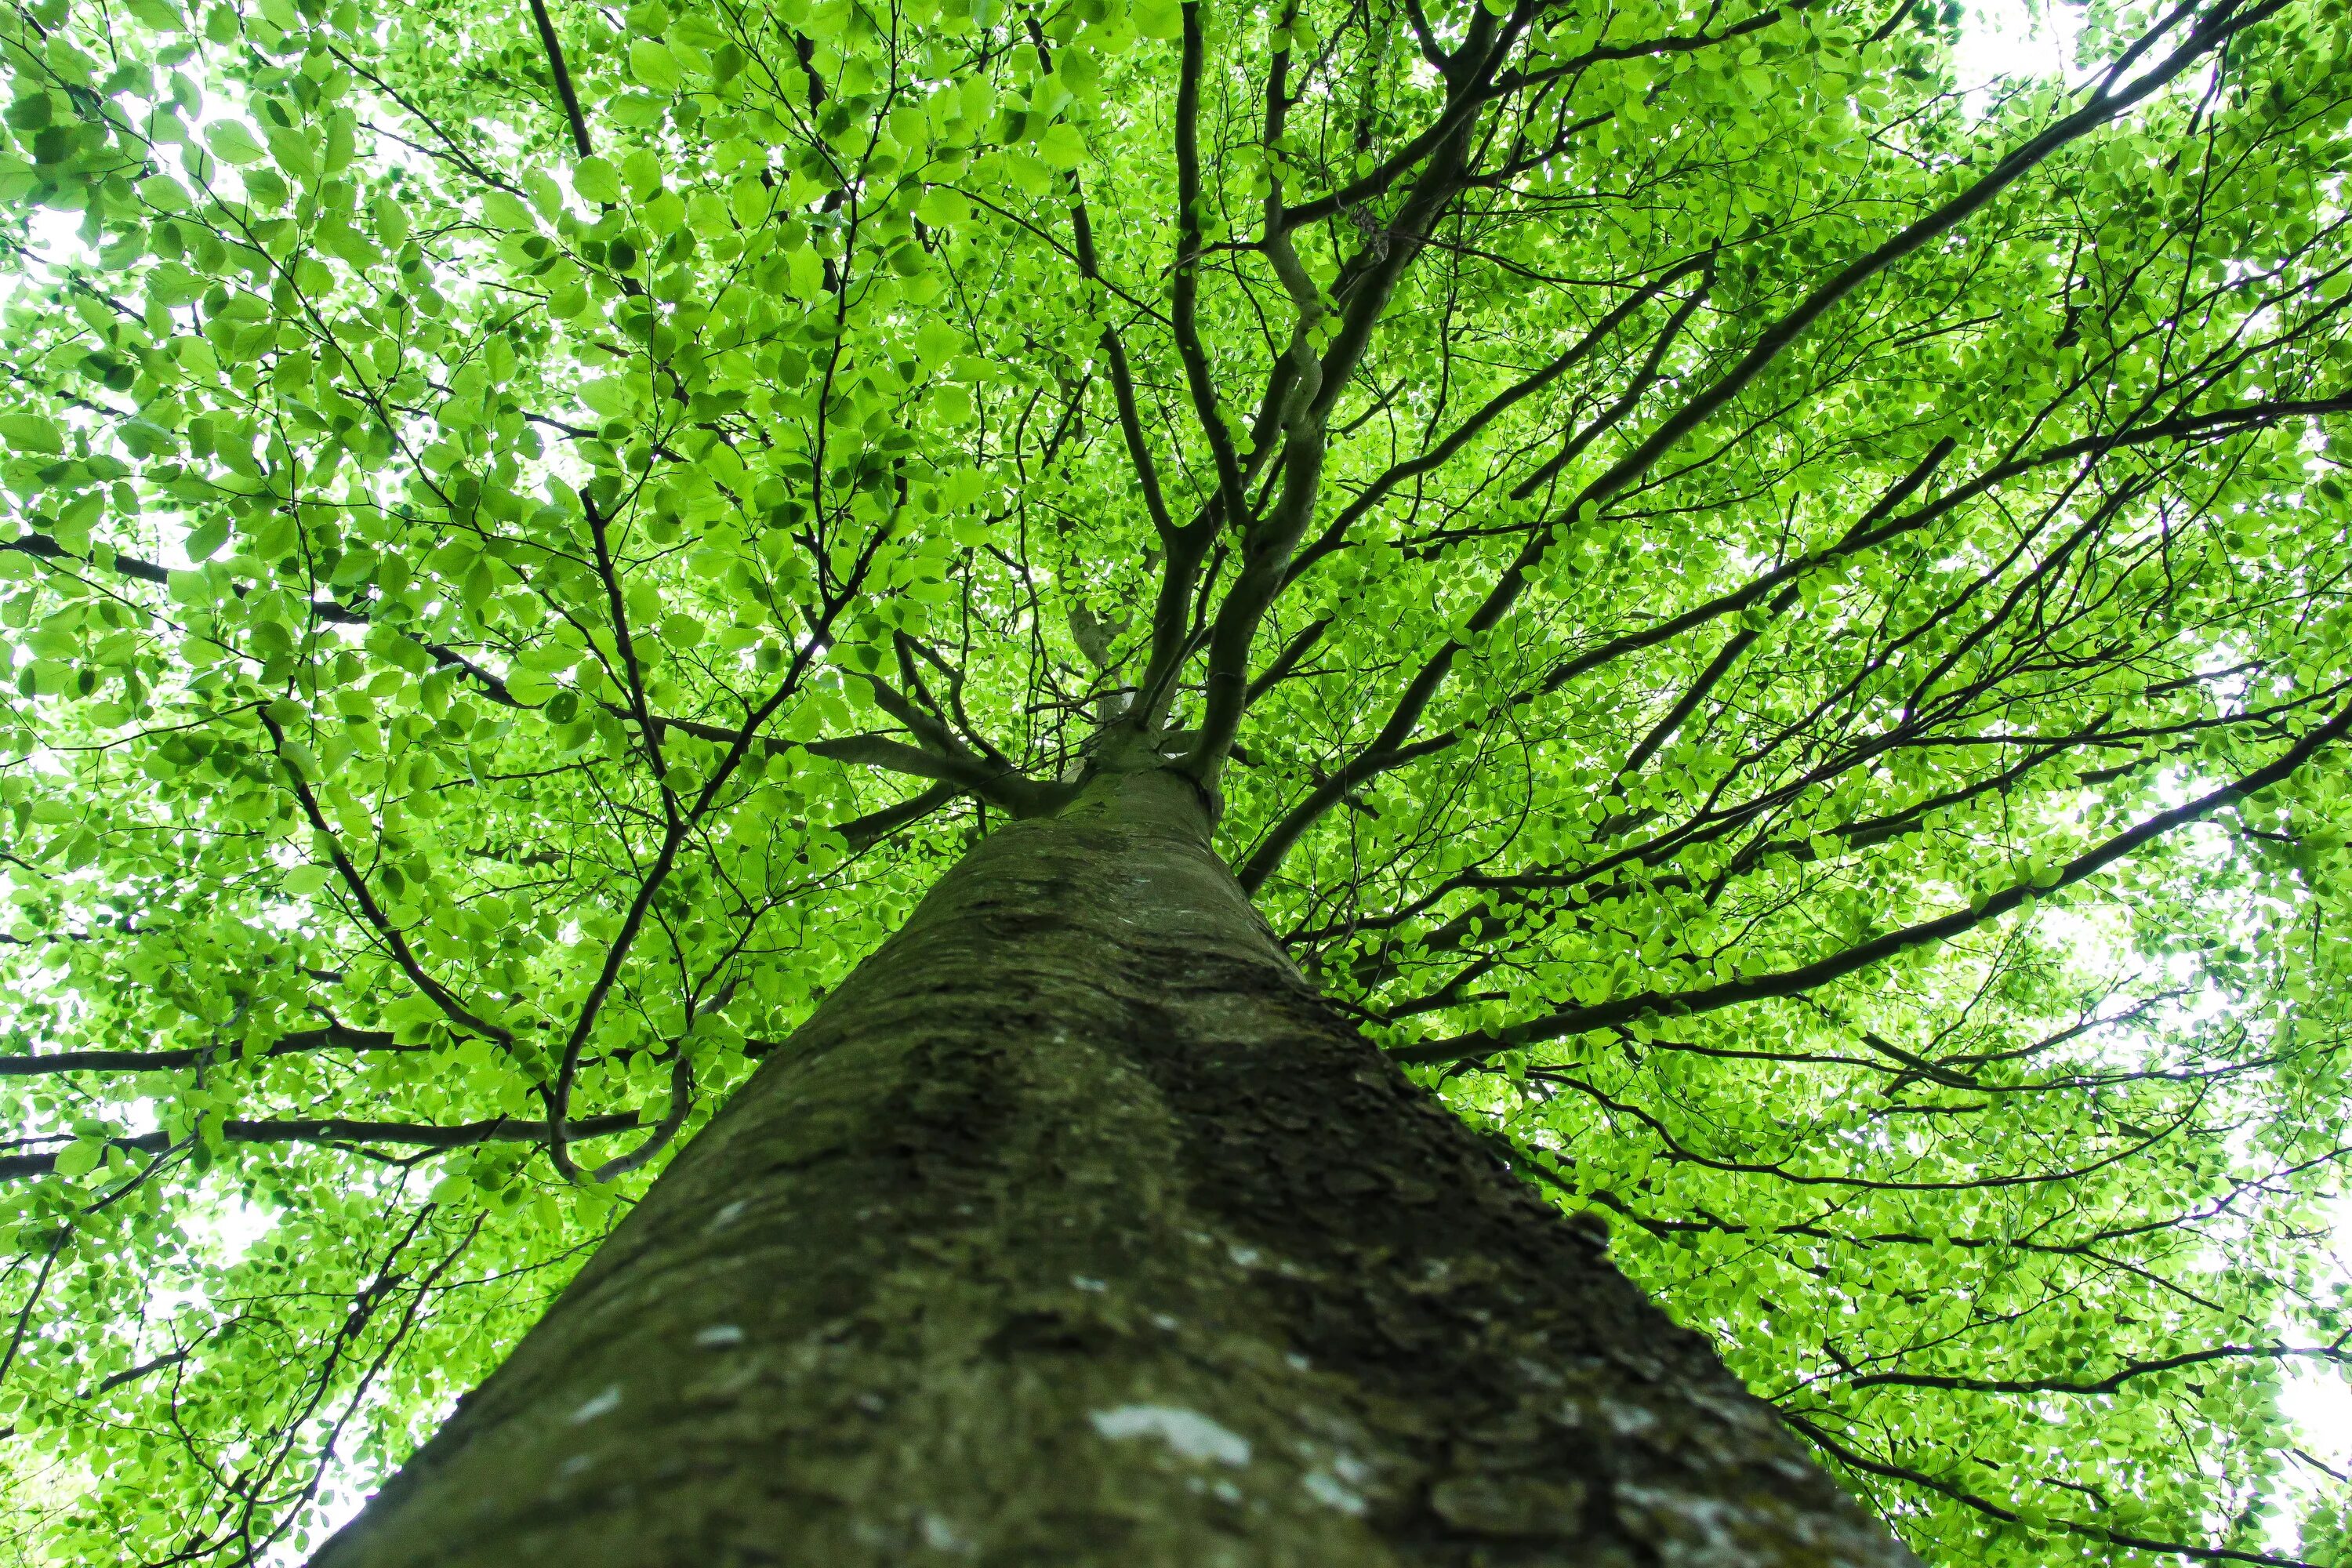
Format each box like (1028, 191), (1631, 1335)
(2, 0), (2351, 1559)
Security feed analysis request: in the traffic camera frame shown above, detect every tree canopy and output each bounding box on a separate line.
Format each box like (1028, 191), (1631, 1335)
(3, 0), (2352, 1559)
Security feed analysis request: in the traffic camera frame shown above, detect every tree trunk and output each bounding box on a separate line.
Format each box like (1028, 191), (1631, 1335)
(311, 770), (1917, 1568)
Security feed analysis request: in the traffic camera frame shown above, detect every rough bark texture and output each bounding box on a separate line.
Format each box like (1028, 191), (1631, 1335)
(311, 770), (1919, 1567)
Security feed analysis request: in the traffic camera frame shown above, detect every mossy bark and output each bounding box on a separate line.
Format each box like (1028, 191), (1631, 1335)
(311, 770), (1918, 1568)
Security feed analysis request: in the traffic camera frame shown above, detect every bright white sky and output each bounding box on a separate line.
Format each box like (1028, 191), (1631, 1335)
(1955, 0), (2085, 100)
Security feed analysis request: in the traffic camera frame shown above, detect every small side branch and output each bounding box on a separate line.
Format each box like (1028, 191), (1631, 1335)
(260, 710), (514, 1051)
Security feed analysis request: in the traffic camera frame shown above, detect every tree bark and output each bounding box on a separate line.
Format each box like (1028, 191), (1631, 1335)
(311, 769), (1918, 1567)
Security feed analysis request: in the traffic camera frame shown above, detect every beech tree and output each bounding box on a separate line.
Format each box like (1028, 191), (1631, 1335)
(5, 0), (2352, 1558)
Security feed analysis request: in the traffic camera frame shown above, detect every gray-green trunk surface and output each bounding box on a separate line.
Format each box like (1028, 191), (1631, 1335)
(311, 770), (1918, 1567)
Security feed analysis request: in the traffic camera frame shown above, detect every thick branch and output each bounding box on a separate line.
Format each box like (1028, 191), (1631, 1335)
(0, 1112), (643, 1182)
(1247, 394), (2351, 884)
(1171, 2), (1247, 523)
(0, 1023), (405, 1077)
(1285, 257), (1709, 586)
(1305, 0), (2288, 873)
(1840, 1342), (2352, 1397)
(1784, 1413), (2318, 1568)
(1397, 694), (2352, 1066)
(526, 0), (594, 157)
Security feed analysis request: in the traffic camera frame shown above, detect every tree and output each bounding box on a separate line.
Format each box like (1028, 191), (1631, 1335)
(2, 0), (2351, 1556)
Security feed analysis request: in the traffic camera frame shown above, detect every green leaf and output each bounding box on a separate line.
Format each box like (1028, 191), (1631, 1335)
(265, 125), (318, 180)
(483, 189), (539, 232)
(183, 517), (230, 560)
(629, 39), (682, 93)
(0, 413), (63, 453)
(1132, 0), (1182, 41)
(785, 245), (825, 299)
(322, 108), (357, 174)
(915, 320), (963, 365)
(574, 155), (622, 204)
(204, 120), (268, 165)
(1036, 122), (1087, 169)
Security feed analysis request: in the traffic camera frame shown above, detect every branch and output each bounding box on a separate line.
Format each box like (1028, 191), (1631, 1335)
(1246, 391), (2352, 884)
(1303, 0), (2289, 866)
(1784, 1411), (2321, 1568)
(802, 733), (1029, 798)
(0, 532), (529, 709)
(1562, 0), (2281, 520)
(1285, 256), (1710, 586)
(0, 1112), (643, 1182)
(625, 712), (975, 834)
(1397, 693), (2352, 1066)
(1236, 733), (1461, 890)
(260, 710), (513, 1049)
(322, 44), (535, 201)
(526, 0), (593, 157)
(1185, 8), (1519, 779)
(846, 670), (1073, 816)
(1277, 11), (1787, 234)
(1613, 437), (1956, 781)
(0, 1023), (408, 1077)
(544, 508), (864, 1184)
(1245, 615), (1333, 708)
(1032, 15), (1173, 541)
(584, 492), (672, 810)
(578, 1051), (693, 1183)
(1171, 2), (1247, 524)
(1841, 1342), (2352, 1397)
(832, 780), (960, 850)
